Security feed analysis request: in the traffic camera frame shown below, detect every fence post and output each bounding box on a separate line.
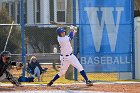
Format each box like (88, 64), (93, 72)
(73, 0), (78, 81)
(20, 0), (25, 77)
(131, 0), (135, 79)
(65, 0), (74, 80)
(135, 17), (140, 79)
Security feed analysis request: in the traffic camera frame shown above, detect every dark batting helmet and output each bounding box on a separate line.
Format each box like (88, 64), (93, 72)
(0, 51), (11, 58)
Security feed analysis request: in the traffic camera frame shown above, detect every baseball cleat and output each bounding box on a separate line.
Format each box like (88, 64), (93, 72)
(86, 80), (93, 86)
(13, 82), (22, 87)
(47, 81), (53, 86)
(16, 82), (22, 86)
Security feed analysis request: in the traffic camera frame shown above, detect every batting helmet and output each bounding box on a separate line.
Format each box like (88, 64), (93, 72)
(0, 51), (11, 58)
(56, 27), (65, 35)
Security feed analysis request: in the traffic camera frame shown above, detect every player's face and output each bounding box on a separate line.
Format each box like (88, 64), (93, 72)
(2, 55), (10, 63)
(32, 58), (37, 62)
(60, 32), (66, 37)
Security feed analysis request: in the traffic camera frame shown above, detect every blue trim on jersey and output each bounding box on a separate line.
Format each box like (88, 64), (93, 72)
(68, 31), (74, 40)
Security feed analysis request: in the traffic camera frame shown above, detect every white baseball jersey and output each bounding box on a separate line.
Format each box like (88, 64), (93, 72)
(57, 36), (73, 55)
(57, 35), (84, 76)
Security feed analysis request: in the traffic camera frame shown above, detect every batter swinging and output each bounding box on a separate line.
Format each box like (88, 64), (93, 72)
(47, 26), (93, 86)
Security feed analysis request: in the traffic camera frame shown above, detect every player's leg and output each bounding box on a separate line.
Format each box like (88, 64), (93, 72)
(47, 63), (70, 86)
(70, 55), (93, 86)
(34, 66), (41, 82)
(5, 70), (21, 86)
(47, 56), (70, 86)
(70, 55), (88, 81)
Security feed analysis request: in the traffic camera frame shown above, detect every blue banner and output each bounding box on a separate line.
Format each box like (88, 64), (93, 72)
(79, 0), (132, 72)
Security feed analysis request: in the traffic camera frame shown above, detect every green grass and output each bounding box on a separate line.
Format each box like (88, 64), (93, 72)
(11, 65), (139, 84)
(35, 67), (119, 84)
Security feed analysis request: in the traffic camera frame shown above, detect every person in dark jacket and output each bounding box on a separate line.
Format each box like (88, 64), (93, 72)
(27, 56), (47, 82)
(0, 51), (21, 86)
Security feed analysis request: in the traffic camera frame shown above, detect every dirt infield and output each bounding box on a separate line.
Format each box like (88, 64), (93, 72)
(5, 66), (139, 93)
(0, 82), (140, 93)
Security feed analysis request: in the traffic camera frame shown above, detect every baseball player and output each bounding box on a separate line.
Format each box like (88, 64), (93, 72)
(47, 26), (93, 86)
(0, 51), (22, 86)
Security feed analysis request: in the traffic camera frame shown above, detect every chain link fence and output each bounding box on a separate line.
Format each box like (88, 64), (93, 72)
(0, 0), (124, 82)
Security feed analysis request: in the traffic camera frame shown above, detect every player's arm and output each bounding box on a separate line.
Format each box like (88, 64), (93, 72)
(68, 25), (77, 40)
(10, 61), (16, 66)
(10, 61), (23, 69)
(68, 31), (74, 40)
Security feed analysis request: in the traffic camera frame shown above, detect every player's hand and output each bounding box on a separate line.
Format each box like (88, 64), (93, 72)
(70, 25), (75, 30)
(74, 26), (78, 32)
(16, 62), (23, 70)
(70, 25), (78, 33)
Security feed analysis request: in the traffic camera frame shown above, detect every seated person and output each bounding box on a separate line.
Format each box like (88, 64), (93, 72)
(27, 56), (47, 82)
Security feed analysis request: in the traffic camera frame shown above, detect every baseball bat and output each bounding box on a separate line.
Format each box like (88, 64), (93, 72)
(50, 21), (77, 28)
(50, 21), (65, 27)
(4, 21), (14, 51)
(50, 21), (78, 32)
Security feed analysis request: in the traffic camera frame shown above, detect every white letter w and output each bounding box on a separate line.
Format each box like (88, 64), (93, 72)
(84, 7), (124, 52)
